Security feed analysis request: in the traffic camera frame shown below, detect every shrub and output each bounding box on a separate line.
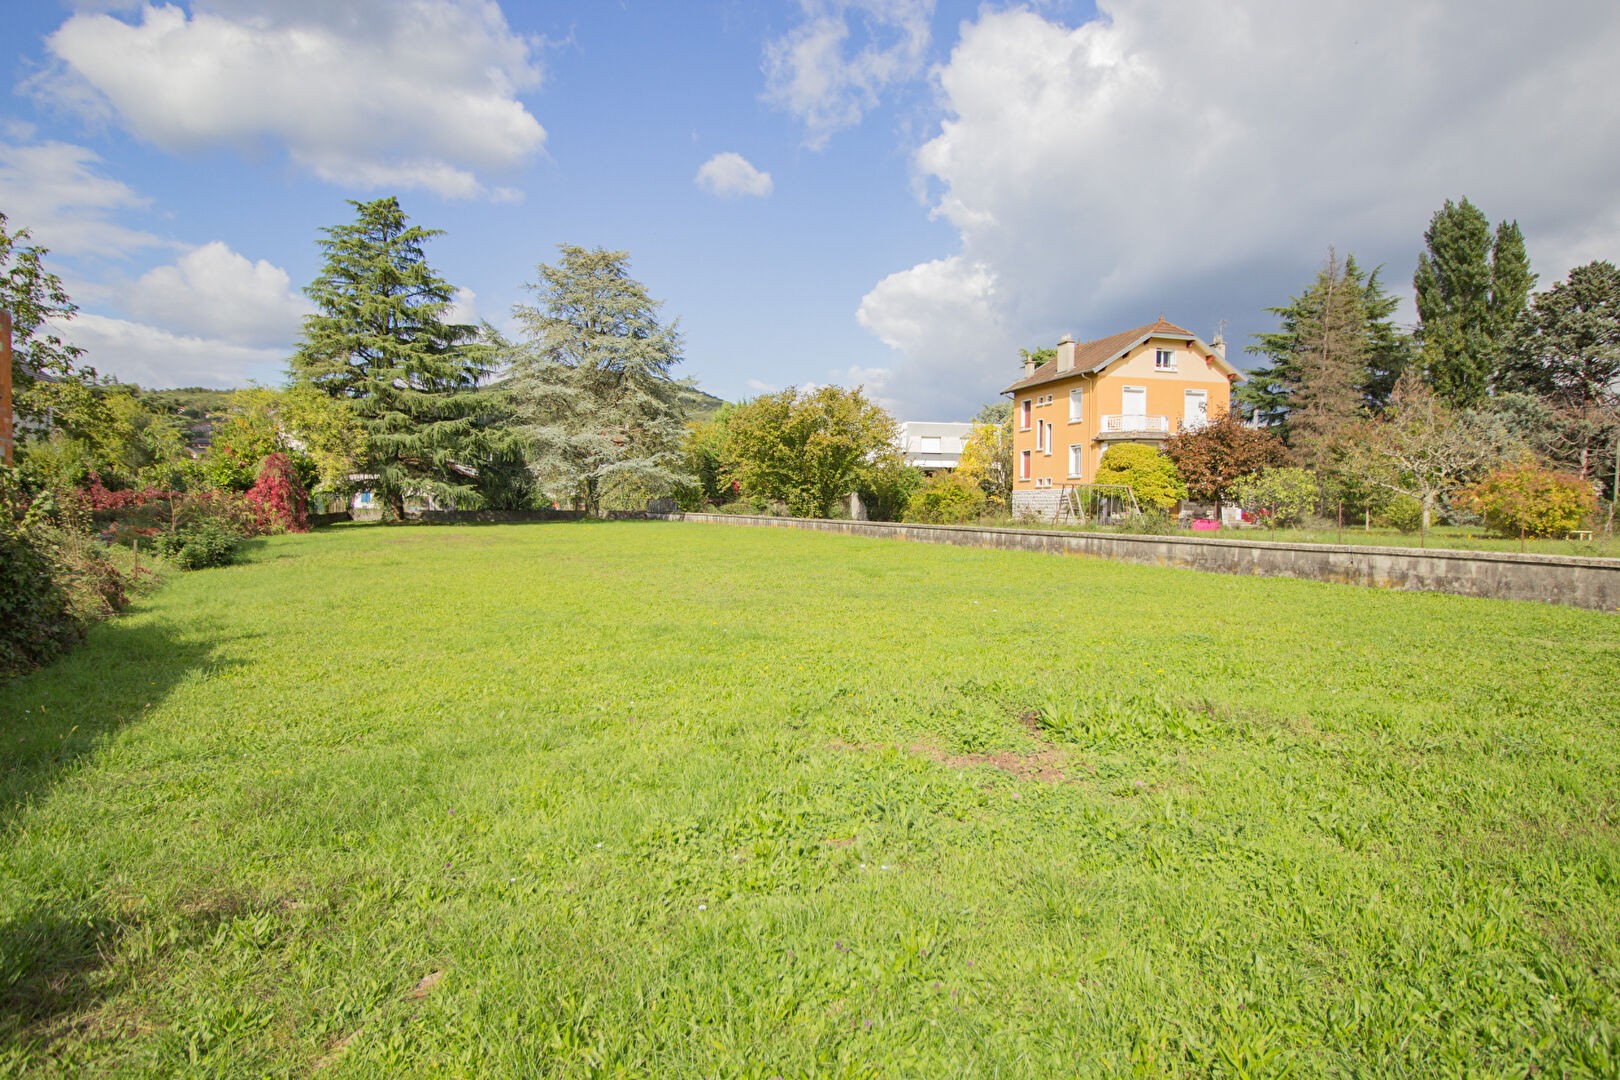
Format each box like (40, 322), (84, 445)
(1, 468), (135, 678)
(1234, 467), (1320, 529)
(44, 526), (131, 621)
(859, 458), (923, 523)
(1460, 463), (1597, 538)
(1122, 508), (1174, 535)
(169, 489), (257, 537)
(1, 511), (77, 677)
(1094, 443), (1187, 510)
(1377, 494), (1425, 533)
(156, 522), (244, 570)
(904, 473), (987, 524)
(244, 452), (310, 534)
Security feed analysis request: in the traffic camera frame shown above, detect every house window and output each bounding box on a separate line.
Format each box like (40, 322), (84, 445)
(1044, 421), (1053, 455)
(1020, 399), (1031, 429)
(1069, 387), (1084, 422)
(1020, 450), (1031, 480)
(1155, 348), (1176, 370)
(920, 435), (942, 452)
(1068, 445), (1084, 478)
(357, 492), (372, 506)
(1035, 420), (1045, 452)
(1183, 388), (1209, 430)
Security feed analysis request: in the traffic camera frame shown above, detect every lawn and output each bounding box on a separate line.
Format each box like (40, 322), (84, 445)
(2, 521), (1618, 1076)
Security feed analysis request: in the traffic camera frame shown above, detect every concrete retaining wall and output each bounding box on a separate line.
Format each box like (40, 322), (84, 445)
(406, 508), (587, 524)
(655, 512), (1620, 612)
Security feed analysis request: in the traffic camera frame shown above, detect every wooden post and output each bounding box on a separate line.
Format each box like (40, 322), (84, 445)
(1, 309), (13, 466)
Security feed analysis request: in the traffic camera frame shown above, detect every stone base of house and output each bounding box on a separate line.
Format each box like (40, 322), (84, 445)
(1011, 489), (1064, 522)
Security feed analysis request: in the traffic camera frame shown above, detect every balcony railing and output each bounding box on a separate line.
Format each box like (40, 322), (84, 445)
(1100, 413), (1169, 433)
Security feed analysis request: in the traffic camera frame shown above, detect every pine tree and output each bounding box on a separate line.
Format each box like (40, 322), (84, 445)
(291, 197), (497, 518)
(1286, 249), (1369, 470)
(504, 245), (690, 516)
(1239, 251), (1410, 432)
(1413, 198), (1535, 406)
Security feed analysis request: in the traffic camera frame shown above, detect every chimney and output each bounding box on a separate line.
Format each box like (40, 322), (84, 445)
(1055, 333), (1076, 373)
(1211, 323), (1227, 361)
(1023, 356), (1036, 378)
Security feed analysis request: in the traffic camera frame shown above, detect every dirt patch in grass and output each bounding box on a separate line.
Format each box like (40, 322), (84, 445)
(828, 736), (1074, 783)
(910, 742), (1071, 783)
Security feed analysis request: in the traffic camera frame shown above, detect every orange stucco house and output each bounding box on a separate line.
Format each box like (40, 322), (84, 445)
(1002, 317), (1242, 517)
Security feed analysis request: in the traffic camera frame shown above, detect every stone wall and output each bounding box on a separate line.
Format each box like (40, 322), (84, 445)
(654, 513), (1620, 612)
(407, 508), (588, 524)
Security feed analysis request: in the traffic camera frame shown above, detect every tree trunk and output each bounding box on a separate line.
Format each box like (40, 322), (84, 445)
(1421, 496), (1433, 547)
(389, 492), (406, 521)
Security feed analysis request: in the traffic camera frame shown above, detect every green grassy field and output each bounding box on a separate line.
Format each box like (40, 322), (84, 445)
(2, 522), (1619, 1076)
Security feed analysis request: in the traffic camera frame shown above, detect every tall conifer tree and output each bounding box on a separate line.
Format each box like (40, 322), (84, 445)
(291, 197), (496, 517)
(1239, 250), (1409, 438)
(503, 245), (690, 515)
(1413, 198), (1534, 406)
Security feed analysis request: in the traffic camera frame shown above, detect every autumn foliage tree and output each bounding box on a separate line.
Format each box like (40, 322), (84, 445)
(1162, 409), (1288, 513)
(1332, 373), (1518, 540)
(244, 453), (310, 534)
(1460, 462), (1595, 539)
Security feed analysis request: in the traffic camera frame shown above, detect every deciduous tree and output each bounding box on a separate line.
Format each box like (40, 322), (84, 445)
(1162, 410), (1287, 514)
(1, 212), (89, 425)
(1460, 462), (1595, 540)
(1334, 372), (1519, 540)
(1093, 443), (1186, 510)
(957, 411), (1013, 511)
(722, 385), (900, 518)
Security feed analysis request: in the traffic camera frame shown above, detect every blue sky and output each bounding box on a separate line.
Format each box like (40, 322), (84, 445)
(4, 1), (1620, 420)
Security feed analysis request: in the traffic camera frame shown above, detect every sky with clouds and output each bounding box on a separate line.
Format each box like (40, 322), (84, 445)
(3, 0), (1619, 419)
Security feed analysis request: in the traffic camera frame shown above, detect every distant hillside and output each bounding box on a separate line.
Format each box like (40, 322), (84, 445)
(137, 386), (238, 422)
(139, 381), (731, 427)
(676, 385), (728, 422)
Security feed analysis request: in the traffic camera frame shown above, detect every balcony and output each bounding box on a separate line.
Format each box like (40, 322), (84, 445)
(1097, 413), (1170, 439)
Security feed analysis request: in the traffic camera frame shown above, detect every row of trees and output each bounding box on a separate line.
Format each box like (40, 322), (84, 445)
(1233, 198), (1618, 525)
(6, 192), (1615, 552)
(4, 198), (710, 521)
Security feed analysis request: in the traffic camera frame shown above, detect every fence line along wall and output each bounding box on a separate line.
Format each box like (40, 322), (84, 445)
(654, 513), (1620, 612)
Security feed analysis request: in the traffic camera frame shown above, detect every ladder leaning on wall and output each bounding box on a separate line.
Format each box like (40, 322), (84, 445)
(1053, 483), (1141, 526)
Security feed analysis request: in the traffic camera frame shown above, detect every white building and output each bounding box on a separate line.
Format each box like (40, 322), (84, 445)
(897, 421), (972, 474)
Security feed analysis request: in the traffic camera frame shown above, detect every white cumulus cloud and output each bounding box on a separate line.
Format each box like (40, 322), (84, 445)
(33, 0), (547, 199)
(0, 134), (161, 256)
(126, 241), (311, 347)
(764, 0), (933, 149)
(857, 0), (1620, 419)
(51, 311), (289, 388)
(695, 152), (774, 198)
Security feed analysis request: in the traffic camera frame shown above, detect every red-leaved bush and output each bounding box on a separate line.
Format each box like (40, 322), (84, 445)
(244, 453), (309, 534)
(72, 472), (178, 515)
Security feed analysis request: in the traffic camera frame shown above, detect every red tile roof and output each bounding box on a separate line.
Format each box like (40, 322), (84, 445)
(1002, 318), (1204, 393)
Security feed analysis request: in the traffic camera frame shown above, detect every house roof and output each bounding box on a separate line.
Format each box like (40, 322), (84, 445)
(1002, 317), (1239, 394)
